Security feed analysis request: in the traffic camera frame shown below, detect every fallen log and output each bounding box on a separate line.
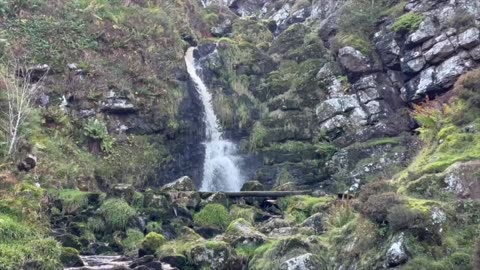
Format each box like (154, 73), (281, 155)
(199, 190), (312, 198)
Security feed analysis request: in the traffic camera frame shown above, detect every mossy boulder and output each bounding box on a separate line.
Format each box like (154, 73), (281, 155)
(194, 204), (230, 230)
(229, 205), (258, 223)
(160, 176), (196, 192)
(139, 232), (166, 257)
(224, 218), (267, 247)
(241, 181), (264, 191)
(188, 241), (243, 270)
(60, 247), (84, 267)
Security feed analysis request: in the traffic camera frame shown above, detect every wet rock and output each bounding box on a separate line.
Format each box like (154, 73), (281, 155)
(280, 253), (324, 270)
(60, 247), (84, 267)
(160, 176), (196, 192)
(338, 47), (371, 75)
(194, 226), (223, 239)
(386, 233), (408, 267)
(259, 218), (291, 234)
(241, 181), (264, 191)
(130, 255), (155, 268)
(224, 218), (267, 246)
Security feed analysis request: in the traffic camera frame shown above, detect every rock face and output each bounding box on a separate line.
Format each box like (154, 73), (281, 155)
(280, 253), (323, 270)
(444, 161), (480, 199)
(338, 47), (372, 75)
(224, 218), (267, 246)
(189, 241), (243, 270)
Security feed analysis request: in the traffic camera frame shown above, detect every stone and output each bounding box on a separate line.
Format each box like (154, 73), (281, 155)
(315, 96), (358, 123)
(444, 161), (480, 199)
(386, 233), (408, 267)
(457, 28), (480, 49)
(241, 181), (265, 191)
(101, 98), (136, 114)
(280, 253), (324, 270)
(424, 39), (455, 64)
(259, 218), (291, 234)
(17, 154), (37, 172)
(224, 218), (267, 247)
(338, 47), (371, 75)
(130, 255), (155, 268)
(139, 233), (166, 257)
(406, 17), (436, 47)
(161, 176), (196, 192)
(200, 192), (228, 207)
(301, 213), (325, 234)
(210, 18), (232, 37)
(470, 45), (480, 60)
(435, 54), (472, 89)
(188, 241), (243, 270)
(375, 31), (401, 68)
(60, 247), (84, 267)
(111, 184), (135, 202)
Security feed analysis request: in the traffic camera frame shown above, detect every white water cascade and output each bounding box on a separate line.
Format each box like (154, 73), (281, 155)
(185, 47), (245, 192)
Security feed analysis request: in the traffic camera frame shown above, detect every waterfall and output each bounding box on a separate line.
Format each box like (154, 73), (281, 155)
(185, 47), (245, 192)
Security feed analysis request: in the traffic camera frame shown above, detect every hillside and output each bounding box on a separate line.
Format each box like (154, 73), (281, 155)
(1, 0), (480, 269)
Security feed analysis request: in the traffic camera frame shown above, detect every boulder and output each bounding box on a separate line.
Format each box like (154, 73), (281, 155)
(470, 45), (480, 60)
(60, 247), (84, 267)
(435, 53), (473, 89)
(111, 184), (135, 202)
(280, 253), (324, 270)
(386, 233), (409, 267)
(457, 27), (480, 49)
(189, 241), (243, 270)
(444, 161), (480, 199)
(424, 38), (456, 64)
(160, 176), (196, 192)
(375, 31), (401, 68)
(241, 181), (265, 191)
(139, 232), (166, 257)
(101, 98), (136, 114)
(224, 218), (267, 247)
(301, 213), (325, 234)
(338, 47), (371, 75)
(200, 193), (228, 208)
(315, 96), (358, 123)
(406, 17), (437, 47)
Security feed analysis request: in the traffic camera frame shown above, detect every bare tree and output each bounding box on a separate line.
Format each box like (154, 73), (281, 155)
(0, 60), (47, 156)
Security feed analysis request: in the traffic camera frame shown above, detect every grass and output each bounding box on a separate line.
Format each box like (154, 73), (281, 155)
(99, 198), (136, 231)
(392, 12), (423, 33)
(279, 195), (334, 223)
(58, 189), (90, 214)
(122, 229), (144, 257)
(194, 204), (230, 229)
(229, 205), (256, 224)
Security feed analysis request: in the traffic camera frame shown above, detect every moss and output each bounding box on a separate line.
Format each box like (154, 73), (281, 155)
(280, 196), (334, 223)
(392, 12), (423, 33)
(58, 189), (90, 214)
(405, 198), (438, 214)
(194, 204), (230, 229)
(141, 232), (166, 253)
(335, 33), (373, 55)
(229, 205), (256, 224)
(99, 198), (136, 231)
(60, 247), (83, 267)
(146, 221), (163, 234)
(249, 122), (268, 151)
(381, 1), (408, 18)
(122, 229), (144, 257)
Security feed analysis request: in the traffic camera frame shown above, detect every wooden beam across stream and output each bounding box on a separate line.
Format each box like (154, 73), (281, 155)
(197, 190), (313, 198)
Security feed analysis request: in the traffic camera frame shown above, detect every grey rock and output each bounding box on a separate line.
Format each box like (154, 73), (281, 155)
(435, 54), (472, 88)
(224, 218), (267, 246)
(338, 47), (371, 75)
(424, 39), (455, 64)
(280, 253), (324, 270)
(406, 17), (436, 47)
(471, 45), (480, 60)
(301, 213), (325, 234)
(241, 181), (264, 191)
(101, 98), (136, 114)
(375, 31), (401, 68)
(386, 233), (408, 267)
(444, 161), (480, 199)
(315, 96), (358, 123)
(457, 27), (480, 49)
(161, 176), (196, 192)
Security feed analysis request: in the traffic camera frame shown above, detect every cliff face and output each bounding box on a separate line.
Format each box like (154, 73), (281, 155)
(2, 0), (480, 269)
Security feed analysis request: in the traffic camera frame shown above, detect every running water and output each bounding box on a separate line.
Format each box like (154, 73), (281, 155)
(185, 47), (245, 192)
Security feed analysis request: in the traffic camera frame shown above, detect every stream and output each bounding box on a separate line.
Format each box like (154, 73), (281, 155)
(64, 255), (131, 270)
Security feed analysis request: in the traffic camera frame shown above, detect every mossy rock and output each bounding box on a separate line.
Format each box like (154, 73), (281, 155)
(188, 240), (243, 270)
(229, 205), (258, 223)
(60, 247), (84, 267)
(250, 237), (314, 270)
(224, 218), (267, 247)
(139, 232), (166, 257)
(194, 204), (230, 230)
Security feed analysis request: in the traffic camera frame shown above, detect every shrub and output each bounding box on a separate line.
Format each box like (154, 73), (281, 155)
(358, 181), (394, 203)
(387, 205), (422, 231)
(474, 237), (480, 270)
(122, 229), (144, 257)
(360, 192), (403, 223)
(146, 221), (163, 234)
(326, 204), (356, 229)
(87, 217), (105, 233)
(452, 70), (480, 124)
(392, 12), (423, 33)
(194, 204), (230, 229)
(99, 198), (136, 231)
